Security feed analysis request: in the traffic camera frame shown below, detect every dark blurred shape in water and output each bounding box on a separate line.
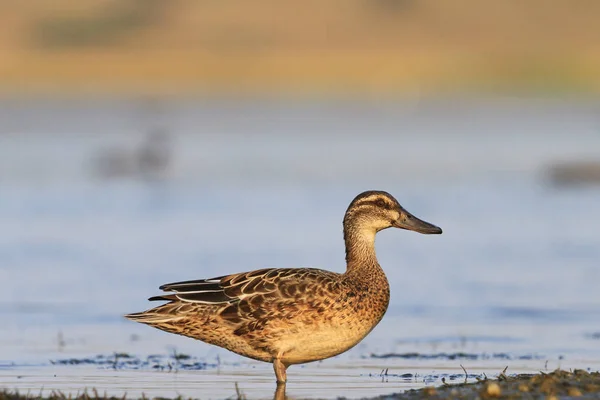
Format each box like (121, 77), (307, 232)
(90, 127), (172, 181)
(546, 160), (600, 187)
(137, 127), (172, 181)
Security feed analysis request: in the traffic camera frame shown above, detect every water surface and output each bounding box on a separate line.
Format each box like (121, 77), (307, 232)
(1, 97), (600, 398)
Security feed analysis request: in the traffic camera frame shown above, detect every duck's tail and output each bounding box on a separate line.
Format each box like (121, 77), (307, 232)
(124, 299), (188, 325)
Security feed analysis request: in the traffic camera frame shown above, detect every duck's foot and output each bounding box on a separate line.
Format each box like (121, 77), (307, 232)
(273, 358), (287, 384)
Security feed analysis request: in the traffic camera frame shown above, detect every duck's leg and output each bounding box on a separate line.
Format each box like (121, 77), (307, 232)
(273, 359), (287, 384)
(273, 383), (286, 400)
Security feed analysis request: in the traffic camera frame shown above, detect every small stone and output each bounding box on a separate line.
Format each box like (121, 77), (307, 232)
(567, 387), (583, 397)
(485, 382), (501, 397)
(518, 384), (530, 392)
(422, 387), (437, 396)
(585, 383), (600, 392)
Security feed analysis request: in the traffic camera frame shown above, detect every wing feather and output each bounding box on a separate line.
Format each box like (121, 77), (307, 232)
(152, 268), (282, 305)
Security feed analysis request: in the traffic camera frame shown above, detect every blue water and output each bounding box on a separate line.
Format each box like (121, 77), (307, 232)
(1, 97), (600, 398)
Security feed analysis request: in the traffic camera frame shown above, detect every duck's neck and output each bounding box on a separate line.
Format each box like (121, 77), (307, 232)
(343, 224), (381, 277)
(343, 221), (391, 325)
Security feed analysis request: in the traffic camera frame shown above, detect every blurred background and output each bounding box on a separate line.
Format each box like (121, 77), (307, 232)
(2, 0), (600, 94)
(1, 1), (600, 395)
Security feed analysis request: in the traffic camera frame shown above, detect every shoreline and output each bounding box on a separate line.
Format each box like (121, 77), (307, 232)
(2, 51), (599, 97)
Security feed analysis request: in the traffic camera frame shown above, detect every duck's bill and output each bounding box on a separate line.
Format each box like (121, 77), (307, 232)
(393, 210), (443, 234)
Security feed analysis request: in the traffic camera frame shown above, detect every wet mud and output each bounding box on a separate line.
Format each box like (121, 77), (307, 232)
(49, 352), (216, 371)
(377, 369), (600, 399)
(369, 352), (545, 361)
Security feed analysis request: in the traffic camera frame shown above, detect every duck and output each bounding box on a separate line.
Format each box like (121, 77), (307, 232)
(125, 190), (442, 384)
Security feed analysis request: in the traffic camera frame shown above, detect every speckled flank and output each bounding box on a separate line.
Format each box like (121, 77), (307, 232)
(125, 190), (441, 383)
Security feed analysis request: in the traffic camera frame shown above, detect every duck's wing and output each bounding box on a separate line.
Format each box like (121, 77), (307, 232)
(151, 267), (340, 304)
(151, 267), (342, 334)
(149, 267), (277, 304)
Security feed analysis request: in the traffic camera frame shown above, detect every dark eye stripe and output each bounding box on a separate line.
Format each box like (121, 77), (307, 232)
(354, 198), (394, 210)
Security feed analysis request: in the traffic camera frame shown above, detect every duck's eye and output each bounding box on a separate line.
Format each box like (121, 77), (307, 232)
(375, 199), (386, 208)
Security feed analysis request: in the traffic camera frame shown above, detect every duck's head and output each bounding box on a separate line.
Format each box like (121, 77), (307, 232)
(343, 190), (442, 235)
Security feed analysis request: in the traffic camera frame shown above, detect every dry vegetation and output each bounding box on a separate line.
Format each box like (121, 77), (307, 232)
(2, 0), (600, 94)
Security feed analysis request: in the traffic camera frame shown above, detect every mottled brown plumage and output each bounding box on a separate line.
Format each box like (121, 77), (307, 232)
(125, 190), (442, 384)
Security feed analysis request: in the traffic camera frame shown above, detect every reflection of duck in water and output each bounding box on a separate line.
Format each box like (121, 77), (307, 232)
(91, 128), (172, 180)
(126, 191), (442, 387)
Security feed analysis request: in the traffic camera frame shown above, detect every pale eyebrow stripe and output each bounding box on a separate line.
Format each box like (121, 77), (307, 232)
(354, 198), (395, 210)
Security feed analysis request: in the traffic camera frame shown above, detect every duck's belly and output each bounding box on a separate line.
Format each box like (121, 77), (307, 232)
(277, 322), (376, 365)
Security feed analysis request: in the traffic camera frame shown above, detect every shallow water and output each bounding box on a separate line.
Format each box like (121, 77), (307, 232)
(1, 97), (600, 399)
(0, 360), (565, 399)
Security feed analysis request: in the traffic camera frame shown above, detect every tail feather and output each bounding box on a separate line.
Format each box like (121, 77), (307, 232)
(148, 294), (177, 301)
(125, 309), (188, 324)
(124, 301), (185, 324)
(124, 311), (150, 321)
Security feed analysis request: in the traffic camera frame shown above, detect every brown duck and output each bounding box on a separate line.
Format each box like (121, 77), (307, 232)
(125, 190), (442, 384)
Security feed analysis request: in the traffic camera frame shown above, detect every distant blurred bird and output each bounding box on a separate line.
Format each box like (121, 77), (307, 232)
(126, 190), (442, 384)
(91, 128), (172, 181)
(547, 160), (600, 187)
